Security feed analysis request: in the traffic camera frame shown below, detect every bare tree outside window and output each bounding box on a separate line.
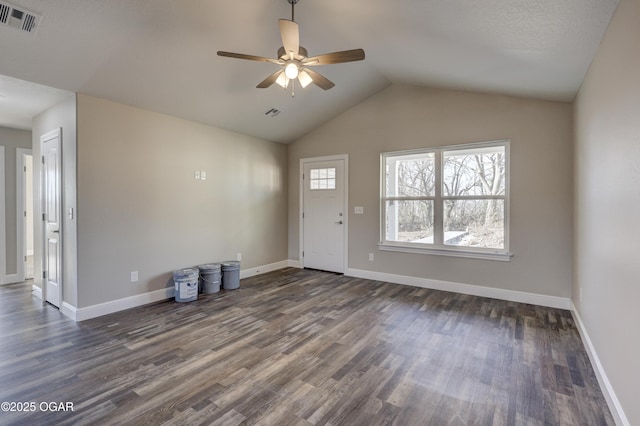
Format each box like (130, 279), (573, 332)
(382, 141), (509, 255)
(443, 146), (506, 249)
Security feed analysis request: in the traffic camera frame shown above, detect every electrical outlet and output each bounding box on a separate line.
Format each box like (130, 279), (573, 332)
(368, 253), (374, 261)
(131, 271), (139, 283)
(237, 253), (242, 261)
(201, 171), (207, 180)
(194, 170), (200, 180)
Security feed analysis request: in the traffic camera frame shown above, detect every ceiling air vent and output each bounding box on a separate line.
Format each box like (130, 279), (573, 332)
(264, 108), (281, 118)
(0, 1), (41, 34)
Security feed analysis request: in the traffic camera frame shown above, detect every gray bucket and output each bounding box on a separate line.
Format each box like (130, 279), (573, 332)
(173, 268), (199, 302)
(221, 261), (240, 290)
(198, 263), (221, 294)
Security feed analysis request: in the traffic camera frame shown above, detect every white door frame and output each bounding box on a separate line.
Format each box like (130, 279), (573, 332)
(16, 148), (33, 283)
(299, 154), (349, 272)
(41, 128), (63, 306)
(0, 146), (5, 285)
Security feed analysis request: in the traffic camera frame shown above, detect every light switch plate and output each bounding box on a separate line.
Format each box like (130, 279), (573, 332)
(201, 171), (207, 180)
(354, 206), (364, 214)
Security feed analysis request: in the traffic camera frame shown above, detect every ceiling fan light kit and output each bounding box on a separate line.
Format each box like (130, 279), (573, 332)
(217, 0), (365, 96)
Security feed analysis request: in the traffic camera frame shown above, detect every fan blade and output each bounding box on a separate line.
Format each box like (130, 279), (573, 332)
(257, 70), (285, 89)
(304, 68), (335, 90)
(217, 51), (281, 64)
(279, 19), (300, 60)
(303, 49), (365, 65)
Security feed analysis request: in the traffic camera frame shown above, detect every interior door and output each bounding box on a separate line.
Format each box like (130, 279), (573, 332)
(303, 159), (345, 273)
(42, 129), (62, 307)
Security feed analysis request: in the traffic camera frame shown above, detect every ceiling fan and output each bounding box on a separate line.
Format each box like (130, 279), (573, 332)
(217, 0), (365, 94)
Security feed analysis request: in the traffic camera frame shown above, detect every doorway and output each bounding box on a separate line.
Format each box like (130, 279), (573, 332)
(300, 155), (348, 274)
(17, 148), (34, 281)
(0, 145), (4, 284)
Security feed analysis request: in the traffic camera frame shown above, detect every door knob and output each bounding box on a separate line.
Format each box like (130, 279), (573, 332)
(335, 220), (343, 224)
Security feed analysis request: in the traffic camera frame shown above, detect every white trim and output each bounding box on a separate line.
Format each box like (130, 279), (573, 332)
(2, 273), (20, 285)
(61, 302), (77, 321)
(16, 148), (33, 283)
(571, 302), (630, 426)
(239, 260), (292, 279)
(287, 259), (302, 269)
(74, 287), (174, 322)
(345, 268), (571, 309)
(299, 154), (349, 273)
(0, 146), (5, 285)
(32, 284), (42, 299)
(379, 243), (513, 261)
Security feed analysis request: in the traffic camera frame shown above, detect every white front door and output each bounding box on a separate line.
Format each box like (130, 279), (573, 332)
(42, 129), (62, 307)
(302, 158), (346, 273)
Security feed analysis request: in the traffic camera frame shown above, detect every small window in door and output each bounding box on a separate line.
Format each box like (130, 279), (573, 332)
(310, 168), (336, 190)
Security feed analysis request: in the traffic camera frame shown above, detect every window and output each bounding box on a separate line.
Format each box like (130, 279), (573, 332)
(380, 140), (511, 261)
(309, 167), (336, 190)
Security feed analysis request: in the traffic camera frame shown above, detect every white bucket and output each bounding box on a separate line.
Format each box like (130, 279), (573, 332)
(173, 268), (199, 302)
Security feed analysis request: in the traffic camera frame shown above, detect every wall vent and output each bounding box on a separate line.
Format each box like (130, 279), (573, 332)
(264, 108), (281, 118)
(0, 1), (41, 34)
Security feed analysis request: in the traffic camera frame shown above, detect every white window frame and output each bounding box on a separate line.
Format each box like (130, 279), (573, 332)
(379, 140), (512, 261)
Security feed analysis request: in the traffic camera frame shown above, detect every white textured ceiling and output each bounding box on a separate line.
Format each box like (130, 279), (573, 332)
(0, 0), (619, 142)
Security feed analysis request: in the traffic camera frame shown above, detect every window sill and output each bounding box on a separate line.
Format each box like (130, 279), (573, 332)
(378, 243), (513, 262)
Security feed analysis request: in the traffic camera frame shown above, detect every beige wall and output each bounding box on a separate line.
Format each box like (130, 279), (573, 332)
(32, 95), (78, 307)
(76, 94), (288, 308)
(289, 84), (573, 298)
(574, 0), (639, 423)
(0, 126), (32, 278)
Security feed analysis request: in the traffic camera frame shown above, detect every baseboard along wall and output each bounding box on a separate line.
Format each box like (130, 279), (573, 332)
(570, 303), (630, 426)
(345, 268), (570, 309)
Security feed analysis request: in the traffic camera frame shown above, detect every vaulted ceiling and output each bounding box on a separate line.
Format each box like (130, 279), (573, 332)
(0, 0), (619, 142)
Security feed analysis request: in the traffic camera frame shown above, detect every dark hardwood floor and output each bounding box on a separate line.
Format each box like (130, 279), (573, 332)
(0, 268), (613, 425)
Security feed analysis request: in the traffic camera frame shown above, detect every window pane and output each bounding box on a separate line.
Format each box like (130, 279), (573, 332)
(385, 200), (434, 244)
(386, 153), (435, 197)
(443, 199), (504, 249)
(443, 146), (505, 197)
(309, 168), (337, 191)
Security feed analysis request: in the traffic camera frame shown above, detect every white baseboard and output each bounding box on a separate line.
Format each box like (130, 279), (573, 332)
(74, 260), (295, 322)
(287, 259), (302, 269)
(239, 260), (293, 279)
(74, 287), (174, 322)
(32, 284), (42, 300)
(345, 268), (571, 309)
(571, 302), (629, 426)
(2, 273), (21, 285)
(61, 302), (77, 321)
